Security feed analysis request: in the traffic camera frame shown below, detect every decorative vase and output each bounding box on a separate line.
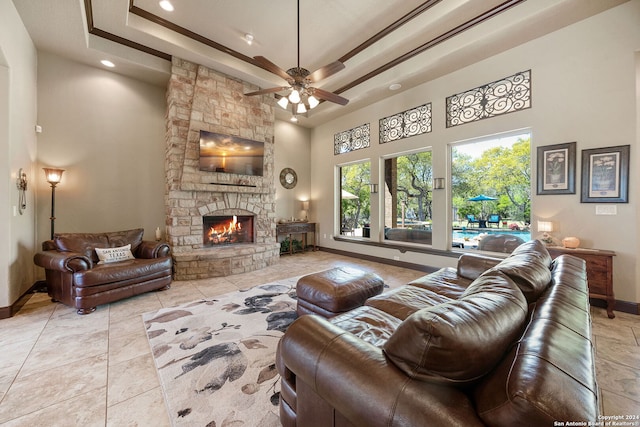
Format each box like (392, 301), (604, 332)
(562, 237), (580, 249)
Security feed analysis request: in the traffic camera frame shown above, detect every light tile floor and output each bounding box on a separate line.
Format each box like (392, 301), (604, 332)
(0, 251), (638, 425)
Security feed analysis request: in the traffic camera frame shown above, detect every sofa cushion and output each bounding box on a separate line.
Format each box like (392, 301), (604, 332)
(105, 228), (144, 253)
(95, 244), (135, 264)
(382, 271), (528, 386)
(54, 232), (109, 262)
(330, 306), (403, 347)
(365, 285), (453, 321)
(54, 229), (144, 263)
(489, 240), (552, 304)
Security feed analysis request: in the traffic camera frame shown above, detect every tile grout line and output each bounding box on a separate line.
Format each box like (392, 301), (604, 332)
(0, 299), (56, 405)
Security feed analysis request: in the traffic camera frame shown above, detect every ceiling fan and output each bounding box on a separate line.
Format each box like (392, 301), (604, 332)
(244, 0), (349, 117)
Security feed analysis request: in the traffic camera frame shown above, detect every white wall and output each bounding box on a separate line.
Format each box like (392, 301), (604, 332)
(35, 52), (167, 262)
(311, 2), (640, 303)
(274, 120), (311, 221)
(0, 0), (38, 308)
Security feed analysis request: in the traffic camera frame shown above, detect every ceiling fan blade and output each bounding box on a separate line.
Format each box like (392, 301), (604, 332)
(307, 61), (345, 83)
(253, 56), (291, 81)
(313, 88), (349, 106)
(245, 86), (289, 96)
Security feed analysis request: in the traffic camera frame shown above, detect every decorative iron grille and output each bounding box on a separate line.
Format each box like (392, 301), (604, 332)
(446, 70), (531, 128)
(379, 103), (432, 144)
(334, 123), (370, 155)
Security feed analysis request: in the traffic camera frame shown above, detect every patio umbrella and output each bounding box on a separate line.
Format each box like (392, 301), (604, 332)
(468, 194), (497, 218)
(341, 189), (359, 199)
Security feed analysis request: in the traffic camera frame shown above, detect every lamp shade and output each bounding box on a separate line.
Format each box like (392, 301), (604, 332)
(288, 89), (301, 104)
(302, 200), (309, 210)
(43, 168), (64, 185)
(307, 95), (319, 109)
(537, 221), (553, 232)
(277, 97), (289, 109)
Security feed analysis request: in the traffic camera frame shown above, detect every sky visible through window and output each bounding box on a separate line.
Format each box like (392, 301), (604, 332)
(454, 133), (530, 158)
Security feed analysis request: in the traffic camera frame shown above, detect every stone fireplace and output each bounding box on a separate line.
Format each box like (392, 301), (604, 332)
(165, 58), (280, 280)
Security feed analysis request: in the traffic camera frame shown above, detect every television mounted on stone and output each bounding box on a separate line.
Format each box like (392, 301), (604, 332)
(199, 130), (264, 176)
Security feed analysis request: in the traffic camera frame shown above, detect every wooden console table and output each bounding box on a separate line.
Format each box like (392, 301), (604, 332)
(547, 247), (616, 318)
(276, 222), (317, 255)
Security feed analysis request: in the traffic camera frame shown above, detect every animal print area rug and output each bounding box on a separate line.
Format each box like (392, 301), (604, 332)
(142, 277), (299, 426)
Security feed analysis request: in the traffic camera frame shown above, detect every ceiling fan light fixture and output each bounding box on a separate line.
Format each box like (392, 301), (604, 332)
(307, 95), (319, 109)
(297, 103), (307, 114)
(244, 0), (348, 109)
(288, 89), (301, 104)
(277, 96), (289, 109)
(290, 115), (298, 122)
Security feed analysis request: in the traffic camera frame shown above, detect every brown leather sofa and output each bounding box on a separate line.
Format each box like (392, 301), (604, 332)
(34, 228), (172, 314)
(477, 233), (526, 252)
(277, 240), (599, 426)
(385, 227), (432, 244)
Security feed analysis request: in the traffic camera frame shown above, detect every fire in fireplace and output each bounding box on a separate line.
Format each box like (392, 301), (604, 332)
(203, 215), (254, 246)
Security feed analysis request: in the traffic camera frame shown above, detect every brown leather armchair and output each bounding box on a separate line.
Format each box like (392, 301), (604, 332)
(34, 228), (172, 314)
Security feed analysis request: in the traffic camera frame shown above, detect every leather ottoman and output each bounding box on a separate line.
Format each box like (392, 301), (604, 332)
(296, 266), (384, 318)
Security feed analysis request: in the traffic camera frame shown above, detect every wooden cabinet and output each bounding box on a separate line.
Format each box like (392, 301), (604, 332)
(547, 247), (616, 318)
(276, 222), (317, 255)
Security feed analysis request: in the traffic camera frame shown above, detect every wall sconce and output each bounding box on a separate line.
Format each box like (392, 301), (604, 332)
(369, 183), (378, 194)
(433, 178), (445, 190)
(43, 167), (64, 240)
(16, 168), (28, 215)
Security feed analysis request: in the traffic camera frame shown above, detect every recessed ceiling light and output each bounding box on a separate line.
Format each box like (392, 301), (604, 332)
(159, 1), (174, 12)
(100, 60), (115, 68)
(389, 83), (402, 91)
(244, 34), (254, 45)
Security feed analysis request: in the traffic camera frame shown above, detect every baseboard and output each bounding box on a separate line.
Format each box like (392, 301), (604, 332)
(0, 280), (47, 320)
(318, 246), (640, 316)
(317, 246), (439, 273)
(589, 298), (640, 316)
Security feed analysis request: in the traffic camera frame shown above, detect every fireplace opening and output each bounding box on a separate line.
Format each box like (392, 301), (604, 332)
(203, 215), (254, 246)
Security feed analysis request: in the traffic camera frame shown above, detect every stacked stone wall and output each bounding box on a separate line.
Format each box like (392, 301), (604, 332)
(165, 58), (279, 278)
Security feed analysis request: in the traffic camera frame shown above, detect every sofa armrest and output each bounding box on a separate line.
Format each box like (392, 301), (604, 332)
(135, 241), (171, 259)
(33, 251), (92, 272)
(279, 315), (483, 427)
(456, 253), (504, 280)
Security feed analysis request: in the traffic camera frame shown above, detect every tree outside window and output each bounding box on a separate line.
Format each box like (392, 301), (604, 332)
(339, 162), (371, 236)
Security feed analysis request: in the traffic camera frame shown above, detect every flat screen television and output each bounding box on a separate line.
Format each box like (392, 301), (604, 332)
(199, 131), (264, 176)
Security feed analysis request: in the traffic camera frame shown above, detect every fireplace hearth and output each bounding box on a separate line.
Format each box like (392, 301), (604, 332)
(203, 215), (254, 246)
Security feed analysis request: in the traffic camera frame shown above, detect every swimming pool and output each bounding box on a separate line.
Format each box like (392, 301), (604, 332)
(453, 229), (531, 242)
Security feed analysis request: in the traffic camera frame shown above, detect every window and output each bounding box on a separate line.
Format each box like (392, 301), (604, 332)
(383, 150), (433, 245)
(339, 161), (371, 237)
(451, 132), (531, 252)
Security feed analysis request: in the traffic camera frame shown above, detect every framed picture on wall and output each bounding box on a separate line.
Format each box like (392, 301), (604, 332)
(581, 145), (630, 203)
(536, 142), (576, 195)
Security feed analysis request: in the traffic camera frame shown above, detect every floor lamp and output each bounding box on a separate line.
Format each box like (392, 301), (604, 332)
(43, 168), (64, 240)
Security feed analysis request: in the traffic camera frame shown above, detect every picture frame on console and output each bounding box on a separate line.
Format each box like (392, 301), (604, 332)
(580, 145), (630, 203)
(536, 141), (576, 195)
